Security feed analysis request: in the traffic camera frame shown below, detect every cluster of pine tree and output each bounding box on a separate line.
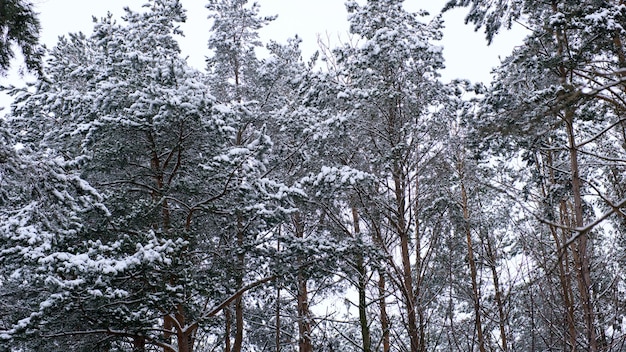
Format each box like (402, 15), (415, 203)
(1, 0), (626, 351)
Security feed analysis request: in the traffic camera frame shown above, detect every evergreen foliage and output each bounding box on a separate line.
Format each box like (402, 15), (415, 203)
(2, 0), (626, 351)
(0, 0), (43, 75)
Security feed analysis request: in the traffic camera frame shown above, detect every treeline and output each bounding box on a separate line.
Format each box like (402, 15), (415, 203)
(1, 0), (626, 351)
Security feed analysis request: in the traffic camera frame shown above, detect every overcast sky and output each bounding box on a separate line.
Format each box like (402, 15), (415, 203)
(27, 0), (527, 83)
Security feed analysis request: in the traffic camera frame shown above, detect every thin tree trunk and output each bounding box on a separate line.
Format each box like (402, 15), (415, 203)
(530, 288), (536, 351)
(232, 296), (244, 352)
(447, 244), (462, 351)
(378, 269), (390, 352)
(459, 165), (487, 352)
(413, 169), (426, 352)
(225, 308), (232, 352)
(541, 149), (578, 351)
(232, 216), (245, 352)
(352, 207), (372, 352)
(550, 0), (597, 345)
(147, 130), (179, 352)
(276, 236), (282, 352)
(146, 131), (171, 231)
(296, 271), (312, 352)
(372, 220), (390, 352)
(558, 202), (578, 351)
(293, 213), (313, 352)
(357, 255), (371, 352)
(393, 165), (420, 352)
(484, 234), (508, 352)
(565, 107), (597, 351)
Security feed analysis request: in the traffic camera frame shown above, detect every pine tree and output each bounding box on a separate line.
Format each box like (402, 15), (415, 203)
(0, 121), (108, 351)
(314, 0), (448, 350)
(3, 1), (294, 351)
(205, 1), (279, 350)
(451, 0), (626, 349)
(0, 0), (43, 75)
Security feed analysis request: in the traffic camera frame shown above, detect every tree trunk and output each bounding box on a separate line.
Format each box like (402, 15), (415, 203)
(539, 149), (578, 351)
(296, 271), (313, 352)
(163, 315), (175, 352)
(147, 131), (171, 231)
(459, 165), (487, 352)
(161, 306), (197, 352)
(133, 336), (146, 352)
(148, 129), (180, 352)
(378, 269), (390, 352)
(293, 213), (313, 352)
(558, 201), (578, 351)
(352, 207), (372, 352)
(393, 165), (420, 352)
(276, 236), (282, 352)
(551, 0), (597, 345)
(372, 220), (390, 352)
(357, 257), (371, 352)
(225, 308), (232, 352)
(484, 234), (508, 352)
(413, 169), (426, 352)
(565, 106), (597, 351)
(232, 295), (244, 352)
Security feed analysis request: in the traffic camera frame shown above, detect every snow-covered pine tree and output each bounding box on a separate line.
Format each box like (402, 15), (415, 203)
(0, 120), (108, 351)
(0, 0), (43, 75)
(311, 1), (448, 350)
(4, 1), (294, 350)
(276, 47), (382, 352)
(206, 2), (373, 349)
(428, 81), (519, 352)
(205, 1), (275, 350)
(451, 0), (626, 349)
(203, 1), (311, 350)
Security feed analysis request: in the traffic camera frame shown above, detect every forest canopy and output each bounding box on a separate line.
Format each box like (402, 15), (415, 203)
(1, 0), (626, 351)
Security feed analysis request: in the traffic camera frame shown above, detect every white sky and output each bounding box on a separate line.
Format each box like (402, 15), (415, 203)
(12, 0), (528, 85)
(32, 0), (527, 82)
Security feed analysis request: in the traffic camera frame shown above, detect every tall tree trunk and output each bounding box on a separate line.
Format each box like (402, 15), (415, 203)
(565, 106), (597, 351)
(484, 234), (508, 352)
(393, 165), (420, 352)
(372, 220), (390, 352)
(459, 164), (487, 352)
(296, 271), (312, 352)
(225, 308), (232, 352)
(352, 207), (372, 352)
(232, 296), (244, 352)
(147, 130), (180, 352)
(413, 168), (426, 352)
(529, 288), (537, 351)
(558, 202), (578, 351)
(276, 236), (282, 352)
(232, 216), (245, 352)
(147, 131), (171, 231)
(293, 213), (313, 352)
(551, 0), (597, 345)
(357, 255), (371, 352)
(378, 269), (390, 352)
(539, 149), (578, 350)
